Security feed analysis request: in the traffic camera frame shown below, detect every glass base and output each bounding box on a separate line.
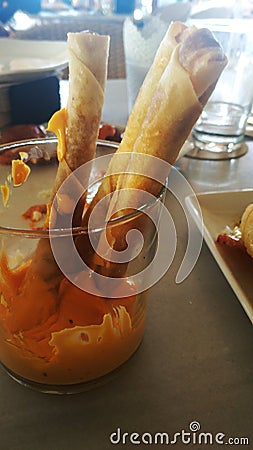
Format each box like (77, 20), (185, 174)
(186, 137), (248, 161)
(1, 341), (143, 395)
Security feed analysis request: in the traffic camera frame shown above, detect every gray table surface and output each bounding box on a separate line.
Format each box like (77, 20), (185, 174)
(1, 80), (252, 450)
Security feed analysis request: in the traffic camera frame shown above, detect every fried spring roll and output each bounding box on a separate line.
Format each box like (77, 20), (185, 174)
(113, 29), (227, 199)
(16, 32), (110, 309)
(84, 22), (191, 219)
(49, 31), (110, 215)
(85, 27), (227, 277)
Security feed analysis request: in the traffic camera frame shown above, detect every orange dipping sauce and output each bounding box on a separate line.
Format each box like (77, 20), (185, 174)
(0, 253), (146, 386)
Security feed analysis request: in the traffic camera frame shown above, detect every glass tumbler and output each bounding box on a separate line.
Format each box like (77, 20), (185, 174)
(0, 138), (166, 393)
(191, 20), (253, 160)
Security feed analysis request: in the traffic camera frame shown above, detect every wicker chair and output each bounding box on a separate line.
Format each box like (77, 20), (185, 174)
(13, 15), (126, 79)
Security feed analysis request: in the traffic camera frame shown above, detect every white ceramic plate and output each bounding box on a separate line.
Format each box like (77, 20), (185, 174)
(186, 189), (253, 323)
(0, 39), (68, 83)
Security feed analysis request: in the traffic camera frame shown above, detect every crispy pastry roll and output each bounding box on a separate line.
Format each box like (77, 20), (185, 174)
(83, 26), (227, 278)
(15, 32), (110, 314)
(84, 21), (190, 218)
(48, 31), (110, 225)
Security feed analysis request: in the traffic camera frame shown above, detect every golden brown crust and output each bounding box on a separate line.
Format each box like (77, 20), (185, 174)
(82, 24), (227, 278)
(82, 22), (199, 226)
(66, 32), (110, 172)
(18, 32), (110, 293)
(179, 28), (227, 100)
(85, 26), (227, 223)
(51, 32), (110, 218)
(241, 204), (253, 258)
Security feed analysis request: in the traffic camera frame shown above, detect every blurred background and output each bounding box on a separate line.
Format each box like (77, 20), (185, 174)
(0, 0), (253, 78)
(1, 0), (252, 79)
(1, 0), (253, 134)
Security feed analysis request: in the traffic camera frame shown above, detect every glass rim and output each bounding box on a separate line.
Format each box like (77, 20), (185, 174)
(0, 137), (120, 153)
(0, 138), (167, 238)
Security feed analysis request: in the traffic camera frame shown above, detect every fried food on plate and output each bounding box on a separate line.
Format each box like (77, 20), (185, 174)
(240, 203), (253, 258)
